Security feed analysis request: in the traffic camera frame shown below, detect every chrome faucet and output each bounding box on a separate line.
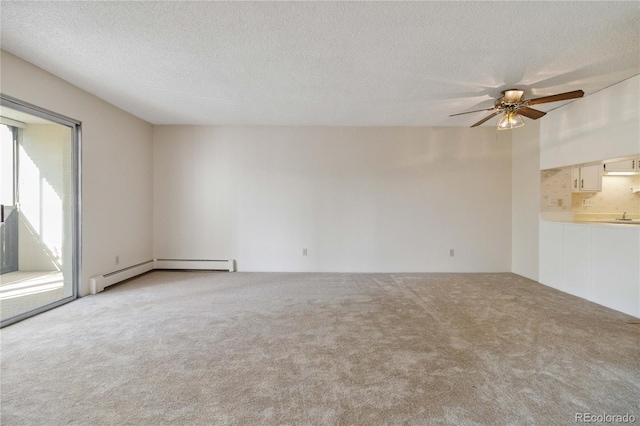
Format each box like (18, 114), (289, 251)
(617, 212), (631, 221)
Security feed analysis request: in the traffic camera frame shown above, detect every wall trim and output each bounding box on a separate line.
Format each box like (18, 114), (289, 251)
(89, 259), (235, 294)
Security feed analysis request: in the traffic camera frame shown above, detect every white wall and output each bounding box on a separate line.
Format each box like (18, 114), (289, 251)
(540, 75), (640, 169)
(511, 121), (540, 281)
(1, 51), (154, 296)
(154, 126), (512, 272)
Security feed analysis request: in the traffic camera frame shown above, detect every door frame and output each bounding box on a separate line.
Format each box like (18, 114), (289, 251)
(1, 124), (19, 274)
(0, 94), (82, 327)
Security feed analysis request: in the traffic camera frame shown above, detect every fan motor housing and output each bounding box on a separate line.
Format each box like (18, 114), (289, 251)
(500, 89), (525, 105)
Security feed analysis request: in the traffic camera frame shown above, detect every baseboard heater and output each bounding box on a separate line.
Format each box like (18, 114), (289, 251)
(89, 259), (235, 295)
(89, 260), (155, 295)
(154, 259), (235, 272)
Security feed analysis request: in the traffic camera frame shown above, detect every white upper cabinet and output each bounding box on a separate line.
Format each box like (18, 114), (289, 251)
(603, 158), (638, 174)
(572, 164), (603, 192)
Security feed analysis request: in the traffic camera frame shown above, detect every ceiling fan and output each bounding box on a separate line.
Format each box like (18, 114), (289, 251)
(450, 89), (585, 129)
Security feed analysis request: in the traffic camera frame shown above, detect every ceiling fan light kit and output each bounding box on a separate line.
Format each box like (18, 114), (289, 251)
(450, 89), (585, 129)
(497, 110), (524, 130)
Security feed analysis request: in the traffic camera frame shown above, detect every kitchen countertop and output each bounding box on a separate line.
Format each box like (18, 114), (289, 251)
(571, 219), (640, 227)
(540, 213), (640, 227)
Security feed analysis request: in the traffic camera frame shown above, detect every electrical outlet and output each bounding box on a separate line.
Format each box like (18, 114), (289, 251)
(557, 198), (564, 207)
(302, 248), (308, 256)
(582, 199), (593, 207)
(449, 249), (454, 257)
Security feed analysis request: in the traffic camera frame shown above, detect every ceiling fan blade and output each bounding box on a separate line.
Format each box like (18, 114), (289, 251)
(449, 107), (496, 117)
(527, 90), (585, 106)
(517, 107), (546, 120)
(470, 111), (499, 127)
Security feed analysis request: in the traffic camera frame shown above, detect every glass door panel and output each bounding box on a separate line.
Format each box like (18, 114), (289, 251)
(0, 105), (77, 325)
(1, 124), (18, 274)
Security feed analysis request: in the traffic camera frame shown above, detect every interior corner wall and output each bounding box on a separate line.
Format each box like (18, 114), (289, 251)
(1, 50), (154, 296)
(511, 121), (540, 281)
(153, 126), (512, 273)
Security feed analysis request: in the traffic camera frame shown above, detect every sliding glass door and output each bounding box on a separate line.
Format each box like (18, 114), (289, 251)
(1, 125), (18, 275)
(0, 96), (80, 327)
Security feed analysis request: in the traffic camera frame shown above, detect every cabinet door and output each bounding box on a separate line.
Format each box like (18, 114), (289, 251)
(592, 227), (640, 317)
(604, 159), (637, 173)
(571, 168), (580, 192)
(539, 221), (564, 290)
(579, 164), (603, 191)
(563, 225), (592, 300)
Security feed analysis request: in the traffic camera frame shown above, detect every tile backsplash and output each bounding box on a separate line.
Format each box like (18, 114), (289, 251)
(540, 168), (572, 212)
(541, 167), (640, 218)
(573, 174), (640, 217)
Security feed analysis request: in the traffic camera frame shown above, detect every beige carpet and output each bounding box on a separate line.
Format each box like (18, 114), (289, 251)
(1, 271), (638, 425)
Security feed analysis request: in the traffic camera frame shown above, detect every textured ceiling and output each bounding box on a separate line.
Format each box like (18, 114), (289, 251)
(1, 1), (639, 126)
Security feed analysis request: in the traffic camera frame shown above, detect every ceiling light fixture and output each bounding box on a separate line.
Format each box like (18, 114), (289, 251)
(497, 110), (524, 130)
(604, 172), (638, 176)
